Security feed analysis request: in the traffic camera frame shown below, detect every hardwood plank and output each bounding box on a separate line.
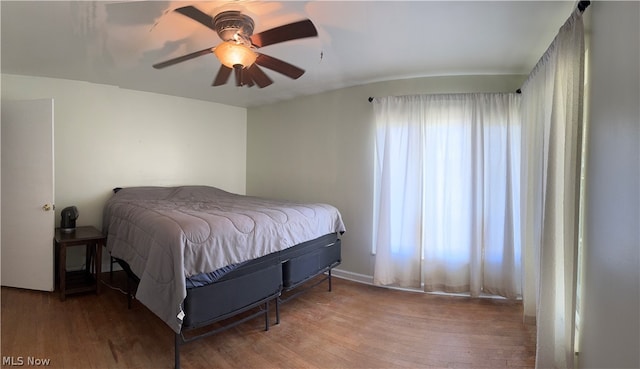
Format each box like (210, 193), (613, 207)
(1, 272), (535, 368)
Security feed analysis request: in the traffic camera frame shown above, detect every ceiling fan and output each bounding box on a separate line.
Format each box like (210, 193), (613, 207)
(153, 5), (318, 88)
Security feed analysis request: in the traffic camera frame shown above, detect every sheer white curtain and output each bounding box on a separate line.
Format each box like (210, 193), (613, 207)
(520, 9), (585, 369)
(372, 93), (521, 298)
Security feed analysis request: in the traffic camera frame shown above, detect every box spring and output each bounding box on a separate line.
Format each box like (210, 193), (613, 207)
(183, 232), (340, 328)
(182, 253), (282, 329)
(282, 238), (341, 290)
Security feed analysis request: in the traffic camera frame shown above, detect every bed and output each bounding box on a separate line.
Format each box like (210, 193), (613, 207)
(102, 185), (345, 368)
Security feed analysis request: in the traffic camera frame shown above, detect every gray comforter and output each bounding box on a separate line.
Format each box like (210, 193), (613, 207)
(103, 186), (346, 333)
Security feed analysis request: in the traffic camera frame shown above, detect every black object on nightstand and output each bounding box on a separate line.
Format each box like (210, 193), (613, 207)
(54, 226), (105, 301)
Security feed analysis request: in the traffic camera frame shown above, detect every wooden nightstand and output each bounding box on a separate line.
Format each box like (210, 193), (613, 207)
(54, 226), (105, 301)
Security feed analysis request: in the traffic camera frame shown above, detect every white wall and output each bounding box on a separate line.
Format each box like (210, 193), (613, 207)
(578, 2), (640, 368)
(2, 74), (247, 269)
(246, 74), (525, 280)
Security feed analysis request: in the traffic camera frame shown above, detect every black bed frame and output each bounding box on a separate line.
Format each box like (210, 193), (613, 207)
(112, 234), (341, 369)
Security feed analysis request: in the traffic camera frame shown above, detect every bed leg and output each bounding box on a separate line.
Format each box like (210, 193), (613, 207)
(175, 333), (181, 369)
(264, 300), (270, 331)
(328, 269), (333, 292)
(126, 276), (132, 309)
(275, 296), (280, 325)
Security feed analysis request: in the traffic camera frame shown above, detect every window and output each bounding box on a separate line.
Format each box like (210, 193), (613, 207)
(372, 93), (521, 298)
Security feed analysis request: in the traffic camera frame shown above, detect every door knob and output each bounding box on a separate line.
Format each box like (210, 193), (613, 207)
(42, 204), (54, 211)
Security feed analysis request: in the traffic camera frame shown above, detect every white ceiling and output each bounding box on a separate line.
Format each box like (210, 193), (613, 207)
(1, 1), (576, 108)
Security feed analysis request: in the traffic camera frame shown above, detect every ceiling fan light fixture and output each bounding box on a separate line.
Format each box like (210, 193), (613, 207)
(214, 41), (257, 69)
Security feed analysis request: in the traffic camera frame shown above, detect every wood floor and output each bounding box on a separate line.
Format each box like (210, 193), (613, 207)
(1, 272), (535, 369)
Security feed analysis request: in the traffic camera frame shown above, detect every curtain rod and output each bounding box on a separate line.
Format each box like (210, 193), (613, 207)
(516, 0), (589, 94)
(370, 1), (591, 101)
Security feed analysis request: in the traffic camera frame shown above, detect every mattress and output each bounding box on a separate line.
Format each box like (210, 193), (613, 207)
(103, 185), (346, 333)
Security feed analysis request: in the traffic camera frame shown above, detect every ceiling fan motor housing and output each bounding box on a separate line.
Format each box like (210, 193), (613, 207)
(213, 11), (255, 43)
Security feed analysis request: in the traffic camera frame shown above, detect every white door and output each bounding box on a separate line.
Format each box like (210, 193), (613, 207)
(1, 99), (55, 291)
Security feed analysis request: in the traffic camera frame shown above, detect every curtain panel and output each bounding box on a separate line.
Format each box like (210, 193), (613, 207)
(520, 8), (586, 369)
(372, 93), (522, 299)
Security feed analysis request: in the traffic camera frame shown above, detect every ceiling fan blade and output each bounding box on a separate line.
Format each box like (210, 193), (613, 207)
(246, 64), (273, 88)
(153, 47), (214, 69)
(254, 53), (305, 80)
(175, 6), (217, 33)
(212, 65), (232, 86)
(251, 19), (318, 48)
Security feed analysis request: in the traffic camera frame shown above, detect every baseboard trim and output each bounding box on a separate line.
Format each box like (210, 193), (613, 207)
(331, 268), (521, 300)
(332, 269), (428, 294)
(331, 268), (374, 285)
